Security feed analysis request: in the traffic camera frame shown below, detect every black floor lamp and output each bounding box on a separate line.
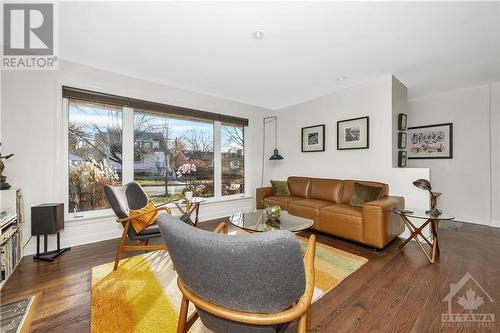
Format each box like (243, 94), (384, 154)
(261, 116), (284, 186)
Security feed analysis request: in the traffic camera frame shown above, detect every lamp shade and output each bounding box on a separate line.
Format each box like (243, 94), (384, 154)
(413, 179), (431, 191)
(269, 149), (284, 160)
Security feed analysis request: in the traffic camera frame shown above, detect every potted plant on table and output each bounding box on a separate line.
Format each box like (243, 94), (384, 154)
(176, 163), (197, 201)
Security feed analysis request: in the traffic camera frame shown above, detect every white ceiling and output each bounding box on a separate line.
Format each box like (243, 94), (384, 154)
(60, 1), (500, 110)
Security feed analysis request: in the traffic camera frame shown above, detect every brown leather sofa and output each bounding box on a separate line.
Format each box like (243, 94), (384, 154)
(256, 176), (404, 249)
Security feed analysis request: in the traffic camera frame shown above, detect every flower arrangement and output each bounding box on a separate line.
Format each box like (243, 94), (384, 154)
(264, 203), (281, 222)
(176, 163), (197, 178)
(176, 163), (197, 198)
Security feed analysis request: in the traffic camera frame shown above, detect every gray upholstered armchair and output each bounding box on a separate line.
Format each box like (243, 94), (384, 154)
(104, 181), (172, 271)
(158, 214), (316, 333)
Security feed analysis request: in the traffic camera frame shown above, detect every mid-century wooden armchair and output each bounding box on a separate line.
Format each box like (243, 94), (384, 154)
(157, 214), (316, 333)
(104, 182), (174, 271)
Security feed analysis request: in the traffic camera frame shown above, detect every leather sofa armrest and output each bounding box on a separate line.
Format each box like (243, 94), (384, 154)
(256, 187), (273, 209)
(362, 196), (405, 249)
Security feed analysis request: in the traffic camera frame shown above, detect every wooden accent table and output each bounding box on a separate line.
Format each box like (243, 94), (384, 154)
(393, 209), (454, 264)
(174, 197), (206, 227)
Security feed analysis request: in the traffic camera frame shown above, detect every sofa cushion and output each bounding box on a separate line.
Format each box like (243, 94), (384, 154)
(270, 180), (290, 196)
(288, 199), (332, 222)
(290, 199), (332, 209)
(264, 196), (302, 210)
(318, 207), (363, 243)
(309, 178), (343, 203)
(341, 180), (388, 204)
(287, 177), (311, 198)
(321, 204), (362, 217)
(349, 182), (384, 207)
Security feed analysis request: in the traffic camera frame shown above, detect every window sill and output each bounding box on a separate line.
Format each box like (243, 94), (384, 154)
(65, 195), (254, 224)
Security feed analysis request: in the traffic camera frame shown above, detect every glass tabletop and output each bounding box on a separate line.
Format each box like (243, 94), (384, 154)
(229, 210), (314, 232)
(393, 208), (455, 220)
(175, 197), (206, 204)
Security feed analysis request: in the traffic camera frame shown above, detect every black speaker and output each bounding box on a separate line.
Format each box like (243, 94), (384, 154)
(31, 203), (64, 236)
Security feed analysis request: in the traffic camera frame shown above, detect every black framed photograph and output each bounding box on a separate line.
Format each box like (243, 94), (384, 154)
(398, 132), (407, 149)
(301, 124), (325, 152)
(408, 123), (453, 159)
(398, 113), (407, 130)
(398, 151), (407, 167)
(337, 116), (369, 150)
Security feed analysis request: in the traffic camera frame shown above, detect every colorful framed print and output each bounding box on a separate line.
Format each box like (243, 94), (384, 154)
(337, 116), (369, 150)
(408, 123), (453, 159)
(301, 124), (325, 152)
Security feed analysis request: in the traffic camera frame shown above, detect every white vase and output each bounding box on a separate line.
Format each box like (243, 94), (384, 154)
(184, 191), (193, 201)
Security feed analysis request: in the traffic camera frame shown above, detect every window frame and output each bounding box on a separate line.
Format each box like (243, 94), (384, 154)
(63, 97), (247, 221)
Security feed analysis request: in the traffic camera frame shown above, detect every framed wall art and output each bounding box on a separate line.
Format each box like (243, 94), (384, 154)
(398, 132), (407, 149)
(398, 151), (407, 167)
(398, 113), (407, 130)
(301, 124), (325, 152)
(408, 123), (453, 159)
(337, 116), (369, 150)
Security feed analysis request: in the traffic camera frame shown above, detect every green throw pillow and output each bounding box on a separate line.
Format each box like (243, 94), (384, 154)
(350, 182), (383, 207)
(270, 180), (290, 196)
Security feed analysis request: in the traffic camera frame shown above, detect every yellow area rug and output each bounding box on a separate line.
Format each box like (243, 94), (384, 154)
(91, 239), (367, 333)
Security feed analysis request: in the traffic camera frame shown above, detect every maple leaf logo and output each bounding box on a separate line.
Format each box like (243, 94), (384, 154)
(457, 288), (485, 311)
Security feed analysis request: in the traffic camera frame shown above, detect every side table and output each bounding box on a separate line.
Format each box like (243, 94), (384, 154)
(393, 209), (454, 264)
(174, 197), (206, 227)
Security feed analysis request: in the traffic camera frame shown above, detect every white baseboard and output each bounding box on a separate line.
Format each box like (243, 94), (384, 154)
(23, 197), (255, 256)
(451, 213), (490, 226)
(489, 219), (500, 228)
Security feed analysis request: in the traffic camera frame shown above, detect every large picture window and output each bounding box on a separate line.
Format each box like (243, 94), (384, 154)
(133, 111), (214, 203)
(221, 124), (244, 196)
(68, 100), (122, 213)
(64, 88), (246, 217)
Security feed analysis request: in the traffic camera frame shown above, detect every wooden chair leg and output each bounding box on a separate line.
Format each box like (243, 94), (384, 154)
(113, 222), (130, 271)
(185, 311), (199, 331)
(298, 312), (308, 333)
(307, 307), (311, 330)
(177, 295), (189, 333)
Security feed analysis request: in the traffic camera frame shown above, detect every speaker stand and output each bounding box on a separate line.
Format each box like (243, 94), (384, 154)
(33, 232), (71, 262)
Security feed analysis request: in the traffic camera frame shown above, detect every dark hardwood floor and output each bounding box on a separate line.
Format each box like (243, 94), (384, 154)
(2, 218), (499, 332)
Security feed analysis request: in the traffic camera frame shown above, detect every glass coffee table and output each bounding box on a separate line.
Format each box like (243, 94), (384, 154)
(229, 210), (314, 233)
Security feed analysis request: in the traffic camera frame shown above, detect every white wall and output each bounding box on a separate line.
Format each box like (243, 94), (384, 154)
(266, 76), (429, 209)
(408, 84), (500, 226)
(1, 60), (269, 254)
